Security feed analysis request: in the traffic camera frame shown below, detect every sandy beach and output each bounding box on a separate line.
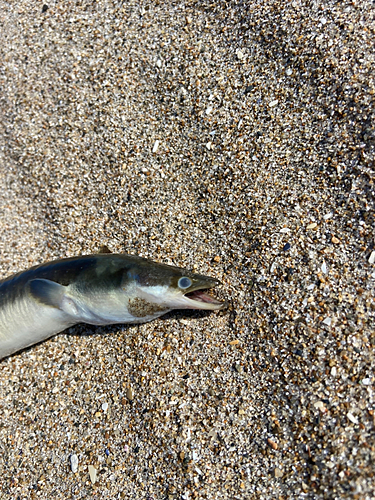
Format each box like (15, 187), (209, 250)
(0, 0), (374, 498)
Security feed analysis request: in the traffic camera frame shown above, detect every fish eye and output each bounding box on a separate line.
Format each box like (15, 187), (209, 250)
(178, 277), (192, 289)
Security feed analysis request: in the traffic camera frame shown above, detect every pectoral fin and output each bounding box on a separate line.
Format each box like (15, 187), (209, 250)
(27, 279), (80, 318)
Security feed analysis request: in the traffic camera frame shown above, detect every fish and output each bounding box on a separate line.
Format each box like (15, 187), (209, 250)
(0, 252), (224, 359)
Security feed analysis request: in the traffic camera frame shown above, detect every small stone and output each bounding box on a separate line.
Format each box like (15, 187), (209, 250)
(70, 454), (79, 473)
(324, 212), (333, 220)
(331, 366), (337, 377)
(213, 255), (221, 262)
(102, 402), (108, 412)
(369, 251), (375, 264)
(321, 261), (327, 274)
(152, 140), (159, 153)
(229, 339), (239, 345)
(235, 363), (242, 373)
(280, 227), (290, 233)
(286, 68), (293, 76)
(88, 465), (97, 484)
(126, 387), (134, 401)
(283, 242), (291, 251)
(361, 378), (371, 386)
(185, 16), (192, 24)
(267, 438), (278, 450)
(206, 106), (213, 115)
(269, 99), (278, 107)
(274, 467), (283, 478)
(306, 223), (317, 229)
(331, 236), (340, 244)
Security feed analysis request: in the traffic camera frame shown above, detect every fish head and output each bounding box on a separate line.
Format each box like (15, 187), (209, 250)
(124, 259), (225, 311)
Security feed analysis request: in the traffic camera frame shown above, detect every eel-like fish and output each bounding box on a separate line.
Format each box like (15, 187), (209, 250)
(0, 252), (224, 359)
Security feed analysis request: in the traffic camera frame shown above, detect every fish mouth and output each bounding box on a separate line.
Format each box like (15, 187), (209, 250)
(183, 287), (225, 311)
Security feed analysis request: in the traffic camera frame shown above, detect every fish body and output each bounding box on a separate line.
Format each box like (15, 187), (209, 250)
(0, 254), (224, 359)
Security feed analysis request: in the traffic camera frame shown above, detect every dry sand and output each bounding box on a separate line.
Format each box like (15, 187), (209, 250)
(0, 0), (374, 498)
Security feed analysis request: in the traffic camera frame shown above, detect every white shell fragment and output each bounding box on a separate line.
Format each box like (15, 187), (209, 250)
(314, 401), (325, 409)
(152, 140), (159, 153)
(236, 49), (244, 60)
(347, 412), (359, 425)
(88, 465), (98, 484)
(70, 454), (79, 473)
(369, 251), (375, 264)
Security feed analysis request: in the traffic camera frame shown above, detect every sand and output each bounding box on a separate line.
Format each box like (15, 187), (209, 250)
(0, 0), (374, 498)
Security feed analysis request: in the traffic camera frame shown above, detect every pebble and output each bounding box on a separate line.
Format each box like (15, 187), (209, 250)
(102, 402), (108, 412)
(267, 438), (278, 450)
(126, 387), (134, 401)
(274, 467), (283, 478)
(306, 223), (318, 229)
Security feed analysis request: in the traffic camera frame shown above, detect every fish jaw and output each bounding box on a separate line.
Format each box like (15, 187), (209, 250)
(136, 277), (225, 312)
(178, 289), (225, 310)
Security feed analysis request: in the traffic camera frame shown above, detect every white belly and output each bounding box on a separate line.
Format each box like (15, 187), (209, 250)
(0, 296), (74, 359)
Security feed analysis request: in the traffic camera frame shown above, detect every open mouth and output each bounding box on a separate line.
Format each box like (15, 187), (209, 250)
(183, 289), (225, 310)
